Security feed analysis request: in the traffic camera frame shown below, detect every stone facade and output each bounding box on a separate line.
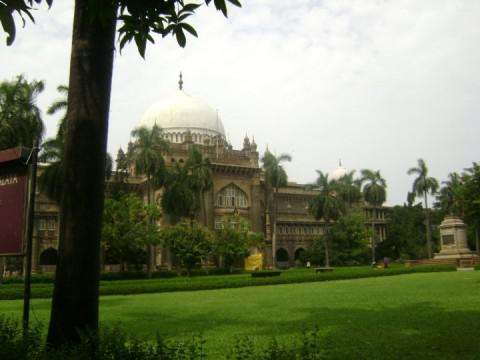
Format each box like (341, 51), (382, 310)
(32, 135), (388, 270)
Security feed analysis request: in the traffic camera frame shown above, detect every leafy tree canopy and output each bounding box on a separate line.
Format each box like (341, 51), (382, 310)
(102, 193), (160, 267)
(308, 170), (345, 223)
(159, 220), (213, 274)
(1, 0), (241, 55)
(305, 209), (370, 266)
(408, 158), (439, 199)
(0, 74), (44, 150)
(360, 169), (387, 207)
(378, 205), (435, 260)
(261, 150), (291, 190)
(213, 215), (264, 269)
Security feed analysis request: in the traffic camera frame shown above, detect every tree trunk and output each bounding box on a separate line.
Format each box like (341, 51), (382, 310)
(371, 220), (376, 265)
(146, 177), (155, 278)
(47, 1), (117, 347)
(324, 224), (330, 268)
(476, 227), (479, 256)
(272, 187), (278, 268)
(200, 190), (207, 226)
(424, 190), (432, 259)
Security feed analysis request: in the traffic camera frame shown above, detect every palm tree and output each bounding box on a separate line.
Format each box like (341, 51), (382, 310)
(308, 171), (345, 267)
(0, 75), (45, 150)
(406, 191), (417, 207)
(336, 170), (362, 208)
(38, 85), (68, 202)
(435, 172), (465, 217)
(47, 85), (69, 136)
(161, 162), (196, 223)
(360, 169), (387, 264)
(408, 159), (439, 258)
(261, 150), (292, 267)
(186, 146), (212, 225)
(462, 162), (480, 255)
(129, 125), (170, 276)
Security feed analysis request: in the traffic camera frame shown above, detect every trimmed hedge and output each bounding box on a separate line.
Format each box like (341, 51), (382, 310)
(0, 265), (456, 301)
(0, 267), (245, 285)
(251, 271), (281, 277)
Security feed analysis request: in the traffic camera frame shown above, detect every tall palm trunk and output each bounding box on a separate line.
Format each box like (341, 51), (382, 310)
(201, 191), (207, 226)
(324, 223), (330, 268)
(371, 217), (376, 264)
(272, 187), (278, 268)
(47, 0), (118, 347)
(146, 177), (155, 278)
(423, 189), (432, 259)
(476, 228), (479, 256)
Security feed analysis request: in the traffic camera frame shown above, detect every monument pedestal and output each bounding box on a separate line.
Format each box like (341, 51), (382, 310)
(434, 216), (478, 260)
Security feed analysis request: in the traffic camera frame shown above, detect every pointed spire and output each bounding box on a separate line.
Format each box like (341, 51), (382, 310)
(251, 136), (257, 151)
(243, 133), (251, 150)
(178, 71), (183, 90)
(339, 159), (342, 167)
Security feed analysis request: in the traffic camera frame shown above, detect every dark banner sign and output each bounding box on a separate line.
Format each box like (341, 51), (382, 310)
(0, 147), (30, 255)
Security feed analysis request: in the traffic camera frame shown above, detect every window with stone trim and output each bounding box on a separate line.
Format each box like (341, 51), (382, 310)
(216, 184), (248, 208)
(37, 217), (57, 231)
(214, 219), (224, 229)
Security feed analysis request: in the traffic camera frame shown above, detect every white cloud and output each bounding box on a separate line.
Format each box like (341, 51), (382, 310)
(1, 0), (479, 205)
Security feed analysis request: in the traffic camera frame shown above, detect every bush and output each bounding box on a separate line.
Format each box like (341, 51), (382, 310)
(0, 316), (325, 360)
(251, 271), (281, 278)
(0, 273), (54, 285)
(0, 317), (206, 360)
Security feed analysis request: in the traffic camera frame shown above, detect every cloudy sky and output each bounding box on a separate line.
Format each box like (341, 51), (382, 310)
(1, 0), (479, 205)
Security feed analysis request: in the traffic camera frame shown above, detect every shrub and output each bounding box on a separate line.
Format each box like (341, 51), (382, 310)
(0, 317), (206, 360)
(228, 327), (323, 360)
(251, 271), (281, 278)
(0, 316), (327, 360)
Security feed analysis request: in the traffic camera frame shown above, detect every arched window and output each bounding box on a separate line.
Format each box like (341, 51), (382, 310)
(216, 184), (248, 208)
(39, 247), (58, 265)
(294, 248), (306, 261)
(276, 248), (289, 262)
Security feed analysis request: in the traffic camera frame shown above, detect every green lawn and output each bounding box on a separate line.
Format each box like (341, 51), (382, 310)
(1, 271), (480, 359)
(0, 265), (455, 300)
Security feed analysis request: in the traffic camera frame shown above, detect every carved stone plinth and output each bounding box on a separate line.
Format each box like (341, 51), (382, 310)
(434, 216), (478, 260)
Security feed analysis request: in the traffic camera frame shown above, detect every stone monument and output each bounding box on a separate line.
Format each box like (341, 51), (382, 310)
(434, 216), (478, 259)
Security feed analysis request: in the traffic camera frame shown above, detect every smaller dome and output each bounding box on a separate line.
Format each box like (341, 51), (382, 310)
(331, 161), (347, 181)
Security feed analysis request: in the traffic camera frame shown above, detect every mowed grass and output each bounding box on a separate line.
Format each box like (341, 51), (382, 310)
(1, 271), (480, 359)
(0, 265), (455, 300)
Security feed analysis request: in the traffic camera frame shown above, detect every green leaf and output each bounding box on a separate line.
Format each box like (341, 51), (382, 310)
(181, 3), (201, 13)
(181, 23), (198, 37)
(0, 9), (15, 46)
(134, 33), (147, 58)
(227, 0), (242, 7)
(214, 0), (228, 17)
(175, 27), (186, 47)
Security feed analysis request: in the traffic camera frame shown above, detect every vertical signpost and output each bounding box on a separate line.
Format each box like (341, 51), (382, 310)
(0, 145), (38, 331)
(22, 141), (39, 332)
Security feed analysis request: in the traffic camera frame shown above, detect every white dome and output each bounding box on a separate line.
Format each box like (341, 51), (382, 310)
(331, 165), (347, 181)
(138, 90), (225, 144)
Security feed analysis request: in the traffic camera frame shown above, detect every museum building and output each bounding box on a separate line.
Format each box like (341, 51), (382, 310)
(32, 78), (388, 271)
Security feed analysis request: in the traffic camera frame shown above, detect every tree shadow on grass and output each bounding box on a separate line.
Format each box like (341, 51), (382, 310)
(101, 299), (480, 359)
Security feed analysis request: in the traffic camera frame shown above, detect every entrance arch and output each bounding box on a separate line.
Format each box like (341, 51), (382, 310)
(294, 248), (306, 261)
(276, 248), (289, 262)
(39, 247), (58, 266)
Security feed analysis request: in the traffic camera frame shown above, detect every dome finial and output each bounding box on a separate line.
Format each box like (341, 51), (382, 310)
(178, 72), (184, 90)
(339, 159), (342, 167)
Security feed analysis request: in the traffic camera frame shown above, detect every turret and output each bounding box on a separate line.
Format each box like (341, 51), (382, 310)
(243, 134), (251, 151)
